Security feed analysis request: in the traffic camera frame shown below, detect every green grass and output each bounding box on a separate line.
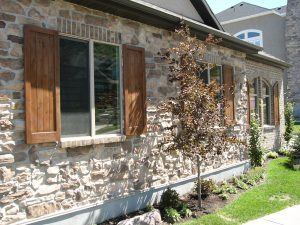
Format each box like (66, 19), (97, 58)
(293, 124), (300, 134)
(181, 158), (300, 225)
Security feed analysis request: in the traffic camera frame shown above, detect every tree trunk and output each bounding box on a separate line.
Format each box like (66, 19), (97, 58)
(197, 155), (202, 209)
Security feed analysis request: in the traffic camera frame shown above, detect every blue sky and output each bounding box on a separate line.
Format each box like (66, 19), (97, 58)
(206, 0), (287, 14)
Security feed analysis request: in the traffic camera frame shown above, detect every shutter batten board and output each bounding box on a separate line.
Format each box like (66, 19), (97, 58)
(123, 45), (146, 136)
(273, 82), (280, 126)
(223, 65), (235, 125)
(24, 25), (60, 144)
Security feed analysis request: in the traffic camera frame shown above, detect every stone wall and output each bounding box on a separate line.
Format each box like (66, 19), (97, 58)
(246, 60), (285, 150)
(0, 0), (284, 224)
(286, 0), (300, 118)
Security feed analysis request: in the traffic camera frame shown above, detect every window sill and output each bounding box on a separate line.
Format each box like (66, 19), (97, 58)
(60, 135), (126, 148)
(263, 125), (276, 131)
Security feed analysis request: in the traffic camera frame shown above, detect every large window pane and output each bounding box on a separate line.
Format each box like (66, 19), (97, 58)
(210, 65), (222, 84)
(60, 38), (91, 137)
(94, 43), (121, 135)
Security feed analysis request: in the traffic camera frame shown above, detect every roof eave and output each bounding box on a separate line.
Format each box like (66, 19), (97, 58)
(66, 0), (261, 54)
(247, 54), (291, 69)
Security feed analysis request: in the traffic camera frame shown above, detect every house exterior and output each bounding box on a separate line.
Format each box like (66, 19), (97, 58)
(0, 0), (288, 224)
(217, 1), (300, 120)
(216, 2), (286, 60)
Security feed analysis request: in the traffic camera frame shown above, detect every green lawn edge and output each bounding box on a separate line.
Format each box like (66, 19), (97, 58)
(181, 158), (300, 225)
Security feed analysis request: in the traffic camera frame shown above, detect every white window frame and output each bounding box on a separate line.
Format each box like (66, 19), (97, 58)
(234, 29), (263, 47)
(261, 79), (272, 125)
(200, 63), (223, 84)
(249, 78), (259, 115)
(60, 33), (123, 139)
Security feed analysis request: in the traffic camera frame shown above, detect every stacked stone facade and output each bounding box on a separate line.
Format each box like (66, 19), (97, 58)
(286, 0), (300, 118)
(0, 0), (285, 224)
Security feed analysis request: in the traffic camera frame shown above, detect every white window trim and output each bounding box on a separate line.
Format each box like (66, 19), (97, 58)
(59, 33), (124, 143)
(261, 79), (272, 126)
(200, 63), (223, 84)
(234, 29), (263, 47)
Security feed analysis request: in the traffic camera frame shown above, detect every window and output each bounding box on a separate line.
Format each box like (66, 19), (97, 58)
(60, 37), (121, 137)
(262, 80), (271, 125)
(249, 78), (259, 116)
(199, 64), (222, 84)
(234, 30), (263, 47)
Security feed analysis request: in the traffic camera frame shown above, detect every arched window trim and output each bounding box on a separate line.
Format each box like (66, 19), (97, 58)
(234, 29), (263, 47)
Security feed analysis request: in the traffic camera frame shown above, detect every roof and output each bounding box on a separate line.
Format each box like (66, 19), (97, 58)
(66, 0), (289, 68)
(141, 0), (204, 23)
(216, 2), (286, 23)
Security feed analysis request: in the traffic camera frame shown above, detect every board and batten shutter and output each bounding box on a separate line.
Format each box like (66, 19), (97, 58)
(24, 25), (60, 144)
(273, 82), (280, 126)
(223, 65), (235, 125)
(123, 45), (146, 136)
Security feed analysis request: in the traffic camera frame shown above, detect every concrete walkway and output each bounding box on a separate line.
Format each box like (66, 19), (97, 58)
(244, 205), (300, 225)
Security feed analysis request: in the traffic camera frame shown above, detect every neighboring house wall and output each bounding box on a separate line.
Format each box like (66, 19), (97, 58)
(222, 14), (286, 60)
(0, 0), (284, 224)
(286, 0), (300, 119)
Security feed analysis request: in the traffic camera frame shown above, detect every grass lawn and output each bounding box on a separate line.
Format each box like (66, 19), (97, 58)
(293, 124), (300, 134)
(181, 158), (300, 225)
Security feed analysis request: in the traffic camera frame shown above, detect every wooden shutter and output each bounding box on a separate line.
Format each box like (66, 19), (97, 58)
(123, 45), (146, 136)
(247, 81), (251, 125)
(273, 82), (280, 126)
(223, 65), (235, 125)
(24, 25), (60, 144)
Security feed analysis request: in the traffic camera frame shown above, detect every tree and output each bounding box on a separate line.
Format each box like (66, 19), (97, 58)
(284, 102), (295, 144)
(249, 115), (263, 167)
(158, 22), (240, 208)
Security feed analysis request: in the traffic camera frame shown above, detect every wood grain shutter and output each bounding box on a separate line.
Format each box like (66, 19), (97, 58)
(247, 82), (251, 125)
(223, 65), (235, 125)
(273, 82), (280, 126)
(24, 25), (60, 144)
(123, 45), (146, 136)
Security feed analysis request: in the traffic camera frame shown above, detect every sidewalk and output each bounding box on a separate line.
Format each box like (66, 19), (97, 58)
(244, 205), (300, 225)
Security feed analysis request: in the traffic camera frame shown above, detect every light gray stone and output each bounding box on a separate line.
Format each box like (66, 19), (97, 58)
(117, 209), (162, 225)
(37, 184), (60, 196)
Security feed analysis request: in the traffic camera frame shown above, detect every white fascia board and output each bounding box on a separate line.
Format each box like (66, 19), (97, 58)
(221, 10), (285, 25)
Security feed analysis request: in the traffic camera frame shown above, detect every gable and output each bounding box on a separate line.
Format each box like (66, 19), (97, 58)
(142, 0), (204, 23)
(217, 2), (269, 22)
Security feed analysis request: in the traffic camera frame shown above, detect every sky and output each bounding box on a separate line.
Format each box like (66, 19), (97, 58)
(206, 0), (288, 14)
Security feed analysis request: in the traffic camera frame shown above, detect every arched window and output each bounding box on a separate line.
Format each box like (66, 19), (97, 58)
(249, 78), (259, 116)
(262, 80), (271, 125)
(234, 30), (263, 47)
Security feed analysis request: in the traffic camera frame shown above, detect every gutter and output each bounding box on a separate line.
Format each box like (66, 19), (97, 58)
(247, 52), (291, 69)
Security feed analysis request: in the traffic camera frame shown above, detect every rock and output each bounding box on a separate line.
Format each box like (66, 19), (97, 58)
(117, 209), (162, 225)
(0, 12), (16, 22)
(84, 15), (108, 27)
(0, 190), (32, 204)
(0, 154), (14, 165)
(61, 199), (74, 209)
(34, 0), (51, 7)
(0, 21), (5, 28)
(0, 167), (13, 182)
(28, 8), (44, 20)
(0, 0), (25, 15)
(10, 44), (23, 57)
(1, 213), (26, 225)
(26, 201), (60, 218)
(4, 203), (19, 215)
(0, 182), (13, 194)
(0, 58), (23, 70)
(31, 169), (44, 190)
(37, 184), (60, 196)
(54, 192), (65, 202)
(61, 180), (80, 189)
(47, 166), (59, 175)
(0, 41), (10, 50)
(7, 35), (23, 44)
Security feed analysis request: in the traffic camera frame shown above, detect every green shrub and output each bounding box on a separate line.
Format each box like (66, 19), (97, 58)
(221, 182), (237, 194)
(163, 208), (181, 224)
(278, 148), (290, 156)
(145, 204), (154, 212)
(212, 186), (223, 195)
(233, 177), (249, 190)
(218, 193), (229, 200)
(160, 188), (181, 210)
(266, 151), (279, 159)
(291, 133), (300, 163)
(179, 203), (192, 218)
(285, 102), (295, 143)
(247, 167), (265, 182)
(194, 179), (216, 198)
(249, 115), (264, 167)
